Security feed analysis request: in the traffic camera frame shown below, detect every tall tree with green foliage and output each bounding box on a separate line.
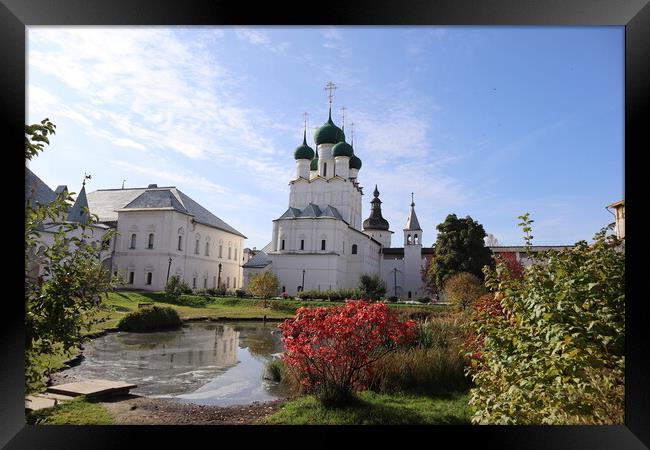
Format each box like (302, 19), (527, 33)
(465, 215), (625, 424)
(427, 214), (494, 292)
(25, 119), (118, 391)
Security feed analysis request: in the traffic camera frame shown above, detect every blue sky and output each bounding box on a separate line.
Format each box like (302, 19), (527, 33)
(27, 26), (624, 248)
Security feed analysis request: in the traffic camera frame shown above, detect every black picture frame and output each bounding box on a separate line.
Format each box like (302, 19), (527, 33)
(2, 0), (647, 447)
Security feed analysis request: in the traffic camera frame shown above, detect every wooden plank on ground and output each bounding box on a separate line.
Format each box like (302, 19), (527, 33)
(46, 379), (137, 397)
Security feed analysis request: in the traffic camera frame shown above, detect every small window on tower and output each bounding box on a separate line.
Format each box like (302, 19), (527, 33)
(148, 233), (154, 249)
(323, 162), (327, 177)
(321, 240), (326, 251)
(300, 240), (304, 250)
(178, 235), (183, 251)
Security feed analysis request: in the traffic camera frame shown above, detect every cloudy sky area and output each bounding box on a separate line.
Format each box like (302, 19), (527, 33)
(27, 26), (623, 248)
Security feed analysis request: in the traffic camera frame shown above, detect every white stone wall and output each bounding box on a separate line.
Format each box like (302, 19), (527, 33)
(112, 210), (245, 292)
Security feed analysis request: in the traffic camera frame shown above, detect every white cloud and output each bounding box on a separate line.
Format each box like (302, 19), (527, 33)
(110, 159), (229, 194)
(235, 28), (289, 53)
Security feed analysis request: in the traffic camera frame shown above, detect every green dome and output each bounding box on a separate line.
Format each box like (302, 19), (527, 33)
(314, 108), (344, 145)
(310, 156), (319, 171)
(332, 140), (353, 158)
(294, 130), (315, 160)
(350, 154), (362, 170)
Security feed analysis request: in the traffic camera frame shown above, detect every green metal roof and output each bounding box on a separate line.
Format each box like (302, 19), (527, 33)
(294, 130), (315, 160)
(314, 108), (344, 145)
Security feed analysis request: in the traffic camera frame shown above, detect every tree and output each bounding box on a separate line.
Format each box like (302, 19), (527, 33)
(358, 273), (387, 301)
(279, 300), (417, 406)
(248, 272), (279, 307)
(427, 214), (494, 291)
(484, 233), (500, 247)
(464, 216), (625, 424)
(25, 119), (118, 391)
(443, 272), (484, 309)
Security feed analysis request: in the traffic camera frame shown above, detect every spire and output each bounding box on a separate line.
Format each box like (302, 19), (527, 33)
(303, 112), (308, 145)
(363, 185), (390, 231)
(67, 182), (89, 225)
(404, 193), (422, 231)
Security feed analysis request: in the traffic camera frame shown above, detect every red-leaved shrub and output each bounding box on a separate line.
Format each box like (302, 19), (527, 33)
(278, 300), (417, 405)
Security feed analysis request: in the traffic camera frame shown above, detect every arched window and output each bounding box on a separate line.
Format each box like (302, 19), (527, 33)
(147, 233), (154, 249)
(203, 278), (207, 288)
(323, 162), (327, 177)
(192, 277), (197, 288)
(219, 245), (223, 258)
(177, 235), (183, 251)
(321, 239), (326, 251)
(146, 272), (152, 285)
(195, 239), (200, 254)
(228, 247), (232, 259)
(300, 239), (304, 250)
(351, 244), (358, 254)
(234, 248), (238, 260)
(407, 234), (412, 244)
(128, 272), (135, 284)
(205, 242), (210, 256)
(281, 240), (285, 250)
(408, 291), (412, 299)
(414, 234), (419, 245)
(130, 234), (136, 249)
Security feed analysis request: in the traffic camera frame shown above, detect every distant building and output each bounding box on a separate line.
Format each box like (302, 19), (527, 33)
(489, 246), (574, 267)
(607, 200), (625, 240)
(26, 167), (246, 292)
(86, 184), (246, 292)
(25, 167), (113, 282)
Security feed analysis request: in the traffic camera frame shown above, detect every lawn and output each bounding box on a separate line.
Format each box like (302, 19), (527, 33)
(26, 396), (114, 425)
(260, 391), (471, 425)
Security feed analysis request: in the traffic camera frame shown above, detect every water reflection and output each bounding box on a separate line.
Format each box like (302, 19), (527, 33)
(59, 322), (286, 406)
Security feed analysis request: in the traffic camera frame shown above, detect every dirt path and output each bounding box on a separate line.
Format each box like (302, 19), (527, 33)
(99, 394), (287, 425)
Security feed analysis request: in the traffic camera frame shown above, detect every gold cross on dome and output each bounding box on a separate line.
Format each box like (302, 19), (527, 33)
(324, 81), (337, 106)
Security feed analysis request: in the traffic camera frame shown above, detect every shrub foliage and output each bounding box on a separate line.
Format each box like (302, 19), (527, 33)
(464, 214), (625, 424)
(279, 300), (416, 406)
(117, 305), (182, 332)
(443, 272), (485, 309)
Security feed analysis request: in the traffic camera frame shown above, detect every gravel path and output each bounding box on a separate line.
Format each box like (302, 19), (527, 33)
(99, 395), (288, 425)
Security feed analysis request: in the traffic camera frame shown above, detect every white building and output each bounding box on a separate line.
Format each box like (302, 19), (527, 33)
(26, 168), (113, 280)
(86, 185), (246, 292)
(27, 168), (247, 292)
(243, 105), (429, 299)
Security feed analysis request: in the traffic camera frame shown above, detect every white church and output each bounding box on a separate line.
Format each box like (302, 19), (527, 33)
(243, 95), (431, 299)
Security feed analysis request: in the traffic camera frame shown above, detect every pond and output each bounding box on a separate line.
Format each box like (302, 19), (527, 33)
(58, 321), (288, 406)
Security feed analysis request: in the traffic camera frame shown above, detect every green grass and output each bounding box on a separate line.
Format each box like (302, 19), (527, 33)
(26, 396), (114, 425)
(261, 391), (471, 425)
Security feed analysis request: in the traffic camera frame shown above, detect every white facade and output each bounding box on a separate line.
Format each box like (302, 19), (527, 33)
(112, 210), (244, 292)
(85, 185), (247, 293)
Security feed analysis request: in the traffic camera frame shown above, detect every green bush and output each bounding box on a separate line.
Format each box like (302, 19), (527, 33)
(359, 273), (387, 300)
(117, 306), (182, 332)
(165, 275), (192, 298)
(175, 294), (210, 307)
(235, 289), (249, 298)
(466, 215), (625, 425)
(297, 288), (362, 301)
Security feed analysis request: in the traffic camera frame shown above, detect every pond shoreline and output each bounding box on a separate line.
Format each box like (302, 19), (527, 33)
(50, 318), (287, 413)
